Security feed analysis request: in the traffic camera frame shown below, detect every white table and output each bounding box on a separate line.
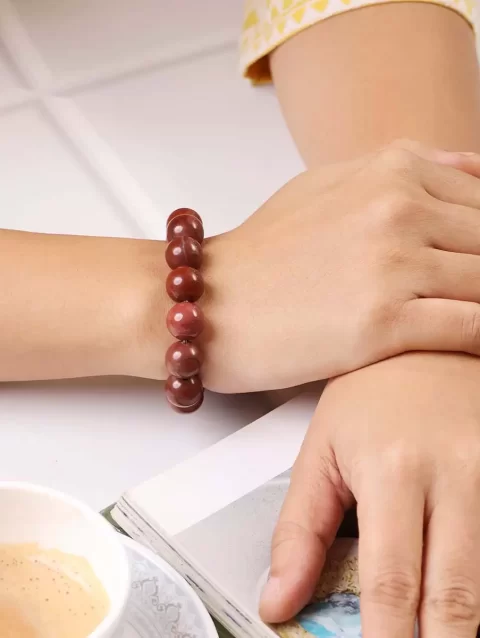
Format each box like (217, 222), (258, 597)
(0, 0), (303, 508)
(0, 378), (271, 510)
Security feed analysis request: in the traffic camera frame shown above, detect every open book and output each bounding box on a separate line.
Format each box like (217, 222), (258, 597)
(112, 392), (360, 638)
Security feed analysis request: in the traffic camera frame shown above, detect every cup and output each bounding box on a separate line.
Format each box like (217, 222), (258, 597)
(0, 481), (130, 637)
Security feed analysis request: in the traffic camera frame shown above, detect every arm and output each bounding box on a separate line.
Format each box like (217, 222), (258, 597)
(2, 5), (480, 392)
(7, 149), (480, 393)
(0, 231), (170, 381)
(272, 3), (480, 162)
(262, 3), (480, 633)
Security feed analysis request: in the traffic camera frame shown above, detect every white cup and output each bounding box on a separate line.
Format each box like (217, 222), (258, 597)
(0, 482), (130, 637)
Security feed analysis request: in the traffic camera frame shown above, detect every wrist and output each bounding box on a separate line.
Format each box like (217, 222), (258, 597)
(327, 351), (478, 393)
(119, 239), (170, 381)
(129, 233), (239, 387)
(199, 231), (255, 393)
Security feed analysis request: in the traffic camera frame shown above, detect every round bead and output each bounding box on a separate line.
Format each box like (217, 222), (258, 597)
(166, 302), (204, 340)
(165, 236), (202, 270)
(165, 341), (203, 378)
(167, 207), (202, 225)
(173, 393), (204, 414)
(166, 266), (204, 303)
(167, 214), (204, 244)
(165, 375), (204, 413)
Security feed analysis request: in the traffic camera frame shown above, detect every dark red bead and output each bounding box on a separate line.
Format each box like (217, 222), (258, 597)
(165, 236), (202, 270)
(172, 393), (203, 413)
(166, 266), (204, 303)
(167, 214), (204, 244)
(167, 208), (202, 225)
(165, 341), (203, 378)
(166, 302), (204, 340)
(165, 375), (204, 413)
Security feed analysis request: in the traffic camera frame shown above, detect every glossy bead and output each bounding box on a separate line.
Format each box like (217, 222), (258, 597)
(165, 236), (202, 270)
(166, 266), (204, 303)
(167, 214), (204, 244)
(172, 393), (204, 414)
(166, 302), (204, 340)
(165, 341), (203, 378)
(165, 375), (204, 413)
(167, 207), (202, 225)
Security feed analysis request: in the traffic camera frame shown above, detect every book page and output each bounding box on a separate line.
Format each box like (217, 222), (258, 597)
(115, 390), (366, 637)
(124, 392), (318, 536)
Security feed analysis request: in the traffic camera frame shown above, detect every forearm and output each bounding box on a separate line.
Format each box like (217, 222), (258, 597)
(270, 3), (480, 401)
(0, 230), (169, 381)
(272, 3), (480, 163)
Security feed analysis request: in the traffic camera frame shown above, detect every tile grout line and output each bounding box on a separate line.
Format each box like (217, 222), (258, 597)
(0, 91), (37, 113)
(54, 31), (239, 97)
(44, 96), (164, 239)
(0, 0), (52, 90)
(0, 0), (163, 238)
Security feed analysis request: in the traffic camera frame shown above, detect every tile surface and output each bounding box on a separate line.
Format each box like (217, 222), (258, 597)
(0, 0), (299, 507)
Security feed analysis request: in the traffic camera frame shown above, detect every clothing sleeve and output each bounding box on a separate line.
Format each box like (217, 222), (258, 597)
(241, 0), (477, 84)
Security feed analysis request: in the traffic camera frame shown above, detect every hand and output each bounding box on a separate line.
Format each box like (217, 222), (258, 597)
(203, 140), (480, 393)
(261, 352), (480, 638)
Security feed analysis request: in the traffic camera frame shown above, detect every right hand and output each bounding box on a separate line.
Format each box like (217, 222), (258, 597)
(202, 141), (480, 392)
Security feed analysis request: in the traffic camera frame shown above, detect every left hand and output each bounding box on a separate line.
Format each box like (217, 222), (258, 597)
(261, 352), (480, 638)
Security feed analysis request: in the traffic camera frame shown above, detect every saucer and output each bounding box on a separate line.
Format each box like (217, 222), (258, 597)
(115, 536), (218, 638)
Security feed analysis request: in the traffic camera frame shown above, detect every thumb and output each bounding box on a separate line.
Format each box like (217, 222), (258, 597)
(260, 421), (352, 624)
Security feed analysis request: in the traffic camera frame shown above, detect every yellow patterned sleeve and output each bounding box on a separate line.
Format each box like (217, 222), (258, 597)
(241, 0), (477, 83)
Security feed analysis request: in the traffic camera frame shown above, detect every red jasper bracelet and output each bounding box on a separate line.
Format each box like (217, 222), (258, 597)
(164, 208), (205, 413)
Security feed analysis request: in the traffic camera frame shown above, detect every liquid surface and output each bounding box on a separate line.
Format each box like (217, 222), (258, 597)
(0, 543), (110, 638)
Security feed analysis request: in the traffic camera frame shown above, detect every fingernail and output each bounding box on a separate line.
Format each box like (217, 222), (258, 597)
(261, 576), (281, 605)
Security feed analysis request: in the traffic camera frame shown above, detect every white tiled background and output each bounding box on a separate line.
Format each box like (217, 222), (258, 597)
(0, 0), (302, 239)
(0, 0), (302, 509)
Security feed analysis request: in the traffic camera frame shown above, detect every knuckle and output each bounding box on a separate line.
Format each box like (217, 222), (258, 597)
(377, 145), (418, 173)
(424, 581), (479, 625)
(292, 453), (348, 504)
(377, 443), (423, 481)
(370, 189), (417, 230)
(389, 138), (422, 153)
(461, 311), (480, 354)
(308, 453), (340, 487)
(271, 520), (307, 553)
(365, 568), (420, 614)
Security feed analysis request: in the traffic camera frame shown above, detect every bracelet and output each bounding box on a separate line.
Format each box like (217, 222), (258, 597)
(164, 208), (205, 413)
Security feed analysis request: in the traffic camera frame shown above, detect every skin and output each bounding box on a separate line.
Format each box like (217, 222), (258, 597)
(0, 231), (169, 381)
(262, 4), (480, 638)
(5, 148), (480, 394)
(1, 7), (480, 636)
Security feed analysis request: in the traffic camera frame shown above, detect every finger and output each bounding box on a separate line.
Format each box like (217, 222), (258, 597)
(421, 251), (480, 303)
(420, 494), (480, 637)
(260, 417), (351, 623)
(427, 202), (480, 256)
(417, 156), (480, 209)
(390, 139), (480, 179)
(441, 153), (480, 179)
(395, 298), (480, 357)
(357, 465), (424, 638)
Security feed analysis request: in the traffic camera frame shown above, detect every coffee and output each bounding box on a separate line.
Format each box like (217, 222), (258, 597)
(0, 543), (110, 638)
